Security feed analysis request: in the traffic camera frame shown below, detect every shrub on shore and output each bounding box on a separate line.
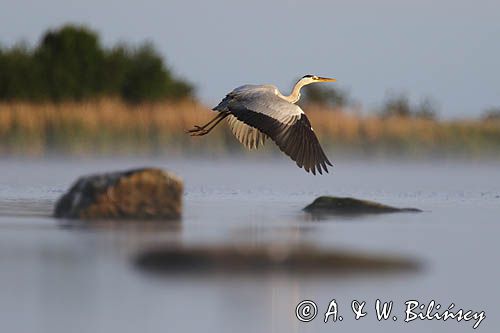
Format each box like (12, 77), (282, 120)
(379, 94), (438, 120)
(0, 25), (193, 103)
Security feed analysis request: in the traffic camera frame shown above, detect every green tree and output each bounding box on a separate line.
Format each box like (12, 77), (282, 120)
(0, 24), (194, 103)
(101, 45), (131, 96)
(380, 94), (438, 119)
(0, 44), (42, 100)
(380, 94), (411, 118)
(34, 25), (105, 101)
(120, 44), (192, 103)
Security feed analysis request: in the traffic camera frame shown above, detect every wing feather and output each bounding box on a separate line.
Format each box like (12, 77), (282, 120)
(226, 115), (267, 150)
(230, 108), (332, 174)
(214, 85), (332, 174)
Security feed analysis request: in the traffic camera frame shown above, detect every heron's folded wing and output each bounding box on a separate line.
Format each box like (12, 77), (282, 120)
(226, 115), (267, 150)
(227, 92), (332, 174)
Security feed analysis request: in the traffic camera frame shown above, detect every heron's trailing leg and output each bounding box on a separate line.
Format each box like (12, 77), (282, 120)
(188, 112), (229, 136)
(187, 113), (221, 132)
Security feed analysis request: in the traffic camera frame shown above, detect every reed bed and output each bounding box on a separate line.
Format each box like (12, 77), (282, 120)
(0, 99), (499, 157)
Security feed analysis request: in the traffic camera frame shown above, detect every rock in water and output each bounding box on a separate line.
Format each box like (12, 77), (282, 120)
(135, 244), (419, 274)
(54, 168), (183, 220)
(304, 196), (421, 215)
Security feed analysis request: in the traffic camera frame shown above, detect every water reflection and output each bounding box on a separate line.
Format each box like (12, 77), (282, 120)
(133, 243), (420, 275)
(0, 157), (498, 332)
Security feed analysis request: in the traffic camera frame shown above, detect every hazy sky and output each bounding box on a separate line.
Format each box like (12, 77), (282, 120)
(1, 0), (498, 117)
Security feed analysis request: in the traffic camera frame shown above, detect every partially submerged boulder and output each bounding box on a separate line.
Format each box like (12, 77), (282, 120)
(304, 196), (421, 215)
(135, 243), (419, 274)
(54, 168), (183, 220)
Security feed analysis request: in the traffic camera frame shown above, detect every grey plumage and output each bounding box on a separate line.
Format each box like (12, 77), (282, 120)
(188, 75), (336, 175)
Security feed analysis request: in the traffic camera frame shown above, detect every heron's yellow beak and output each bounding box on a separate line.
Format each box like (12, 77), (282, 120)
(317, 77), (336, 82)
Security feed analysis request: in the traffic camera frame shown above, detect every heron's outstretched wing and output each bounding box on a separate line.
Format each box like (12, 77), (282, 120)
(214, 86), (332, 175)
(226, 115), (267, 150)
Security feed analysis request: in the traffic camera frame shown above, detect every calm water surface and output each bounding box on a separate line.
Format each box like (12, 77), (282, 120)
(0, 156), (498, 333)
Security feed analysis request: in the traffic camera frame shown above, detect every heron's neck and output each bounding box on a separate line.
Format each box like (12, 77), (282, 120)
(279, 80), (309, 104)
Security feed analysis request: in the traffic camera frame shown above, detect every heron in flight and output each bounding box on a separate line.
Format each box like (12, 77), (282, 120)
(188, 75), (336, 175)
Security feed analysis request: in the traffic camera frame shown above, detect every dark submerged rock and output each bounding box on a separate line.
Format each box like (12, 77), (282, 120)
(134, 244), (419, 274)
(54, 168), (183, 220)
(304, 196), (422, 215)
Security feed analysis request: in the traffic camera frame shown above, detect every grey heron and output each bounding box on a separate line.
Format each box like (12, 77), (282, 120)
(188, 75), (336, 175)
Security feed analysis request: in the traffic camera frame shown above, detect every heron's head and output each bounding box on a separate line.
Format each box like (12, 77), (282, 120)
(300, 74), (336, 86)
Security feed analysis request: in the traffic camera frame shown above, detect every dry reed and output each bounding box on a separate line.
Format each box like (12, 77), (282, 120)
(0, 99), (499, 157)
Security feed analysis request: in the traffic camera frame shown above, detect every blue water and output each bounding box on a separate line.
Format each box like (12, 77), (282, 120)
(0, 156), (498, 332)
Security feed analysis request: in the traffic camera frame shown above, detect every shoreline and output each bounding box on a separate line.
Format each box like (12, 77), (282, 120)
(1, 99), (499, 157)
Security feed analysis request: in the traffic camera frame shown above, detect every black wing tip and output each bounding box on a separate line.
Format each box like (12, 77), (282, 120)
(301, 162), (334, 176)
(228, 106), (334, 175)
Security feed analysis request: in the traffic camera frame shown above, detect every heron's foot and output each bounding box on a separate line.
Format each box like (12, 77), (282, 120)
(188, 127), (210, 136)
(186, 125), (205, 133)
(190, 130), (209, 136)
